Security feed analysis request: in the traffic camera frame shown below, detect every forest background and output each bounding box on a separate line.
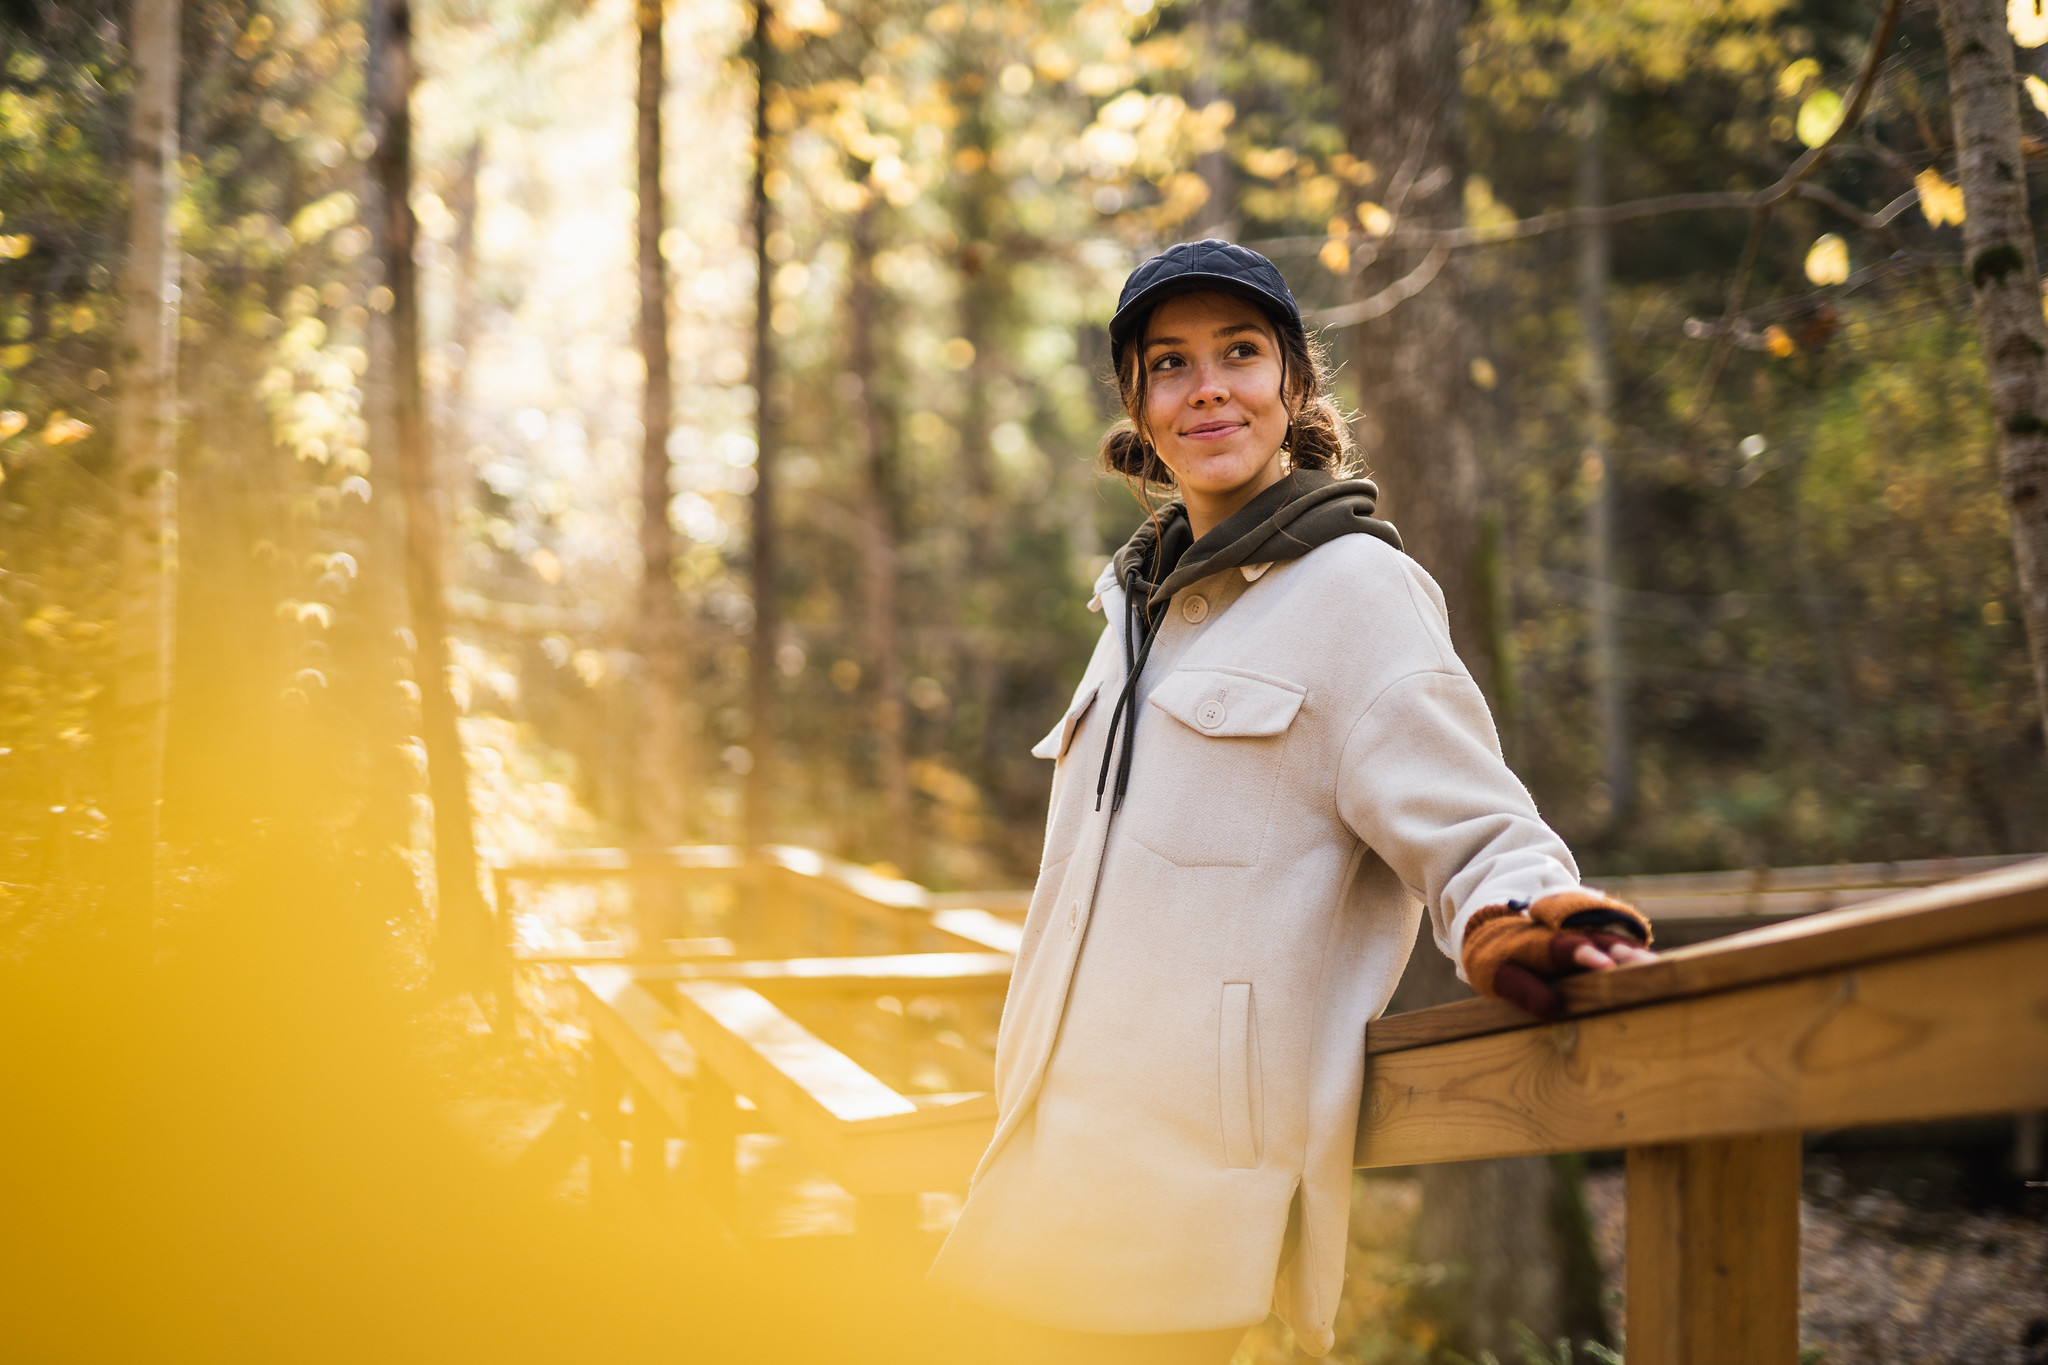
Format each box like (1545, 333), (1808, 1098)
(4, 0), (2048, 1359)
(8, 0), (2047, 917)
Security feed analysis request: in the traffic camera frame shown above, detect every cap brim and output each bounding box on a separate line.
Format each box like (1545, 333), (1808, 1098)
(1109, 272), (1302, 358)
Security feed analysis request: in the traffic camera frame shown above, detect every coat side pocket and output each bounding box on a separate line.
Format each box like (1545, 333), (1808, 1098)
(1219, 981), (1262, 1169)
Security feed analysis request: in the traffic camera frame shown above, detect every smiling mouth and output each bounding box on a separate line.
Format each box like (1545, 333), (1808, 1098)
(1183, 420), (1242, 438)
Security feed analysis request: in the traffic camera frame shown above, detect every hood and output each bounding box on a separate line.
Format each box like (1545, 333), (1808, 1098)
(1110, 468), (1402, 614)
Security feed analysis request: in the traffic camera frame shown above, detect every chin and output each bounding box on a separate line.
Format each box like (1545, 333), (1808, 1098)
(1179, 456), (1268, 495)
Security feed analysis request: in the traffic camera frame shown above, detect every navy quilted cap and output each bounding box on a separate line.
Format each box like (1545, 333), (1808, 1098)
(1109, 238), (1305, 369)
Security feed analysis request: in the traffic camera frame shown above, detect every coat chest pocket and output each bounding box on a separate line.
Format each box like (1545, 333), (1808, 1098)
(1122, 666), (1306, 868)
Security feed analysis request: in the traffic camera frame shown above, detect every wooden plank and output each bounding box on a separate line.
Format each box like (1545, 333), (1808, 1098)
(517, 937), (737, 965)
(666, 979), (994, 1194)
(762, 844), (931, 909)
(627, 952), (1013, 992)
(929, 909), (1024, 955)
(669, 980), (917, 1132)
(1625, 1133), (1801, 1365)
(571, 966), (697, 1131)
(495, 845), (745, 875)
(1598, 851), (2032, 903)
(1367, 858), (2048, 1054)
(1356, 926), (2048, 1166)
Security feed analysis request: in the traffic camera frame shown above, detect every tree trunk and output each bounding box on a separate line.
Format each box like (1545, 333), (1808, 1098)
(633, 0), (690, 856)
(1935, 0), (2048, 750)
(1577, 84), (1630, 825)
(103, 0), (182, 954)
(1333, 0), (1488, 680)
(368, 0), (490, 987)
(1189, 0), (1243, 240)
(745, 0), (778, 855)
(846, 203), (910, 865)
(1337, 2), (1605, 1352)
(445, 138), (481, 411)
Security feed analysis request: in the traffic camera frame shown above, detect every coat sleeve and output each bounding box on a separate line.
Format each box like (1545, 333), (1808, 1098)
(1332, 576), (1585, 976)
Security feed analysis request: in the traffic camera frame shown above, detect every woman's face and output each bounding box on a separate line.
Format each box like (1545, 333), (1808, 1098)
(1138, 290), (1293, 531)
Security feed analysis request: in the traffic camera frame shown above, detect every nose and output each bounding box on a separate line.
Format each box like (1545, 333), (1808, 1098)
(1189, 361), (1229, 408)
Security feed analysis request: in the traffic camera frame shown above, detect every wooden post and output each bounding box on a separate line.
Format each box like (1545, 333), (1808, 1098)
(1625, 1132), (1801, 1365)
(693, 1066), (738, 1221)
(585, 1040), (628, 1206)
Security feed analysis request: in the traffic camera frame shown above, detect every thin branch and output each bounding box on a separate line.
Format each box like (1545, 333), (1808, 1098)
(1254, 0), (1909, 259)
(1310, 244), (1448, 329)
(1688, 0), (1904, 418)
(1689, 205), (1774, 419)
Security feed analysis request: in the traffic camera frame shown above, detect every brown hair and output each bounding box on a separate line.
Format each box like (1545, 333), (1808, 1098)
(1097, 300), (1356, 493)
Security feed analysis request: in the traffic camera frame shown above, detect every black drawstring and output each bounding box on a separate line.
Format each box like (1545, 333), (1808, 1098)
(1096, 566), (1167, 812)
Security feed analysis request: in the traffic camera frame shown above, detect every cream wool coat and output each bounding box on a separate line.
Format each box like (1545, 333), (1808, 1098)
(926, 531), (1592, 1357)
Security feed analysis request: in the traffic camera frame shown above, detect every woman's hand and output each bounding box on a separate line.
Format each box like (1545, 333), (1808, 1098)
(1572, 938), (1658, 971)
(1460, 892), (1655, 1021)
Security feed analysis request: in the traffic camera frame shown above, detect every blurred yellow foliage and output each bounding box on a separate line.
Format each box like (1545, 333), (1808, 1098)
(39, 411), (91, 444)
(1917, 167), (1966, 227)
(1805, 233), (1850, 286)
(1777, 57), (1820, 98)
(2012, 0), (2048, 47)
(1796, 87), (1843, 148)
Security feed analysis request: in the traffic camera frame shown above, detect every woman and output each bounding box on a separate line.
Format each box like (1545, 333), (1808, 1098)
(928, 241), (1653, 1363)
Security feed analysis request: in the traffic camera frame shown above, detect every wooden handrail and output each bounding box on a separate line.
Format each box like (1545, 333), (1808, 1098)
(1366, 854), (2048, 1054)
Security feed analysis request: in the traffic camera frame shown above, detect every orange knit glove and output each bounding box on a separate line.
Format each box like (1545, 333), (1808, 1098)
(1459, 891), (1652, 1022)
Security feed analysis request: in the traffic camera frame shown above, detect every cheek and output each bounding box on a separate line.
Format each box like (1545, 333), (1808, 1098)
(1143, 378), (1181, 429)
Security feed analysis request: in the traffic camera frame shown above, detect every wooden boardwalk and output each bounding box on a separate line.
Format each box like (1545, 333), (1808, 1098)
(498, 845), (2048, 1363)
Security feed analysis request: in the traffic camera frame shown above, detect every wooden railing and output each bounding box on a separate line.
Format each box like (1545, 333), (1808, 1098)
(1360, 857), (2048, 1363)
(500, 845), (2048, 1358)
(500, 846), (1010, 1237)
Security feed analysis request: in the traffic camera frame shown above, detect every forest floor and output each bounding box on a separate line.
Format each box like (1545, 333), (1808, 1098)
(1229, 1145), (2047, 1365)
(1582, 1148), (2048, 1365)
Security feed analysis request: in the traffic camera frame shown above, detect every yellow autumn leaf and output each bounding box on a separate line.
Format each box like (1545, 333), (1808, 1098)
(0, 234), (32, 260)
(1796, 88), (1844, 148)
(0, 410), (24, 440)
(2012, 0), (2048, 47)
(1241, 146), (1297, 180)
(2029, 74), (2048, 118)
(1917, 167), (1966, 227)
(1777, 58), (1820, 99)
(1355, 201), (1393, 237)
(39, 411), (92, 445)
(1764, 325), (1796, 358)
(1805, 234), (1850, 285)
(1319, 238), (1351, 274)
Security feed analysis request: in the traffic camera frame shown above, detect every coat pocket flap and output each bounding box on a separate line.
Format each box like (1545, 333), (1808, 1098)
(1148, 667), (1306, 738)
(1031, 680), (1102, 760)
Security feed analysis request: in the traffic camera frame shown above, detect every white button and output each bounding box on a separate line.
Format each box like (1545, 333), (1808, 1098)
(1196, 700), (1226, 729)
(1181, 595), (1208, 623)
(1068, 902), (1080, 931)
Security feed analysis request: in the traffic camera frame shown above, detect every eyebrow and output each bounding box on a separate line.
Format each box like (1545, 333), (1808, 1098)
(1143, 323), (1270, 351)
